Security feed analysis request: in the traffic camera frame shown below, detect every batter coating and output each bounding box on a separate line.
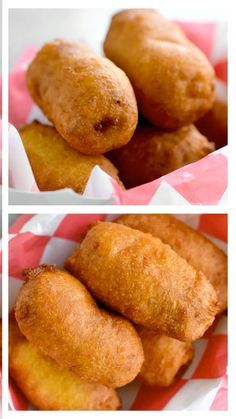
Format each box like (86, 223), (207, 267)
(26, 39), (138, 155)
(109, 124), (214, 188)
(104, 9), (215, 130)
(0, 320), (2, 367)
(15, 265), (144, 388)
(116, 214), (227, 313)
(196, 96), (227, 149)
(65, 222), (218, 341)
(9, 317), (121, 411)
(20, 122), (123, 193)
(137, 327), (194, 387)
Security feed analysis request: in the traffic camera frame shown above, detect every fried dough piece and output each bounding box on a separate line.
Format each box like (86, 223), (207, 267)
(9, 317), (120, 410)
(0, 320), (2, 367)
(20, 122), (123, 193)
(15, 265), (144, 388)
(109, 124), (214, 188)
(116, 214), (227, 313)
(65, 222), (218, 341)
(137, 327), (194, 386)
(196, 96), (227, 149)
(104, 9), (215, 130)
(26, 39), (138, 155)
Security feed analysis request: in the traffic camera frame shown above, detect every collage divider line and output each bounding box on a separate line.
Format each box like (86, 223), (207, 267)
(2, 0), (9, 415)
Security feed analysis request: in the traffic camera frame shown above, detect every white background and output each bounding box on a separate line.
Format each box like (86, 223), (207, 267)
(9, 3), (227, 69)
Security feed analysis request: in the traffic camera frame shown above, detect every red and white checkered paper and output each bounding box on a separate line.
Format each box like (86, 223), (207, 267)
(6, 21), (227, 205)
(6, 214), (227, 411)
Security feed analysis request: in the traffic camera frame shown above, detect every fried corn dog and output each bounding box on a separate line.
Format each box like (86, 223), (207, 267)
(15, 265), (144, 388)
(109, 124), (214, 188)
(196, 96), (227, 149)
(26, 39), (138, 155)
(20, 122), (123, 193)
(65, 222), (218, 341)
(0, 320), (2, 367)
(116, 214), (227, 313)
(137, 327), (194, 387)
(104, 9), (215, 130)
(9, 317), (121, 410)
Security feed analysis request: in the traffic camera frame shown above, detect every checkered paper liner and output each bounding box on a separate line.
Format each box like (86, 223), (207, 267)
(6, 214), (227, 411)
(5, 21), (227, 205)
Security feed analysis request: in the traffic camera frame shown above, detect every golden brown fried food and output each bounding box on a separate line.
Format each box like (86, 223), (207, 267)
(137, 327), (194, 387)
(65, 222), (218, 341)
(109, 124), (214, 188)
(20, 122), (123, 193)
(0, 319), (2, 367)
(196, 96), (227, 149)
(9, 317), (120, 410)
(15, 265), (144, 388)
(26, 39), (138, 155)
(104, 9), (215, 130)
(116, 214), (227, 313)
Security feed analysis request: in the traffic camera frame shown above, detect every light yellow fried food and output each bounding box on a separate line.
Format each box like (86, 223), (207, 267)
(26, 39), (138, 155)
(65, 222), (218, 342)
(104, 9), (215, 131)
(109, 124), (214, 188)
(137, 327), (194, 387)
(196, 96), (227, 149)
(15, 265), (144, 388)
(20, 122), (124, 193)
(9, 317), (120, 411)
(116, 214), (227, 313)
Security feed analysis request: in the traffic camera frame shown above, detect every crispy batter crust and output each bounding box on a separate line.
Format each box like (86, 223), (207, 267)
(116, 214), (227, 313)
(65, 222), (218, 341)
(9, 317), (121, 410)
(137, 327), (194, 386)
(104, 9), (215, 130)
(109, 124), (214, 188)
(0, 319), (2, 367)
(26, 39), (138, 155)
(15, 265), (144, 388)
(20, 122), (124, 193)
(196, 96), (227, 149)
